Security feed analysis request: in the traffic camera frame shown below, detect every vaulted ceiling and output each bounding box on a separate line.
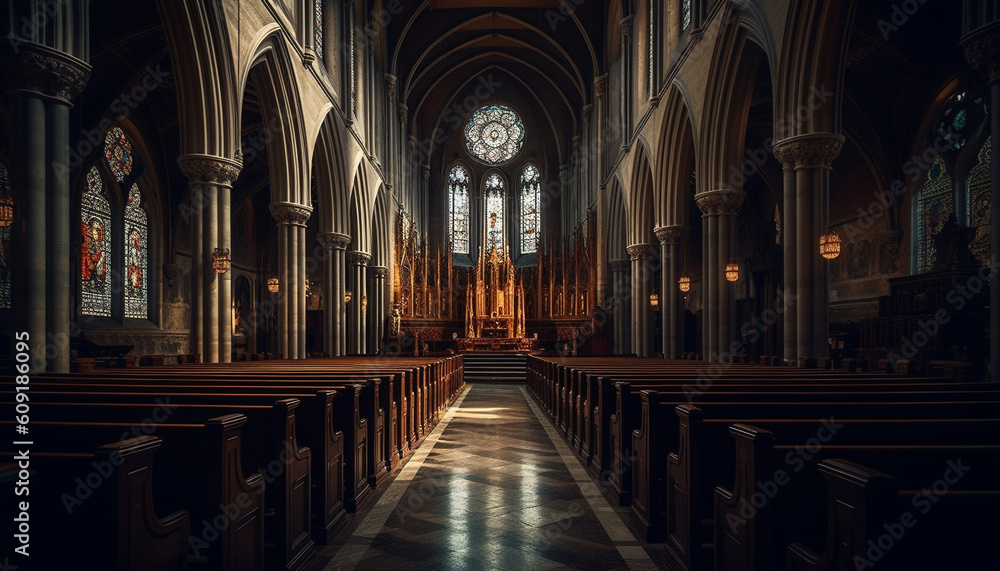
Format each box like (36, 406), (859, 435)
(385, 1), (611, 170)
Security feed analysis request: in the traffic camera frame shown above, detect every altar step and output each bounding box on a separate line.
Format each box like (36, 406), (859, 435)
(462, 352), (527, 383)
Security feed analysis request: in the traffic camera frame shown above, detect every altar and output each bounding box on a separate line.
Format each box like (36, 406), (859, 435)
(457, 337), (538, 352)
(461, 245), (533, 351)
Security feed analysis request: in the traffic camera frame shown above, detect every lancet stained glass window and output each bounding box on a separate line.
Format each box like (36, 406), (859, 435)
(465, 104), (524, 166)
(916, 156), (953, 274)
(0, 161), (10, 309)
(969, 137), (991, 266)
(448, 165), (470, 254)
(314, 0), (324, 60)
(520, 164), (540, 254)
(682, 0), (692, 30)
(124, 183), (148, 318)
(104, 126), (133, 183)
(81, 166), (112, 316)
(484, 173), (506, 252)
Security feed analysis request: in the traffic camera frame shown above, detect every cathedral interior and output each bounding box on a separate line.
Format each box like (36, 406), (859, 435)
(1, 0), (999, 569)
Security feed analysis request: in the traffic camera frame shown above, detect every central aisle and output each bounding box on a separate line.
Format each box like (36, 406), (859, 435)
(313, 383), (658, 570)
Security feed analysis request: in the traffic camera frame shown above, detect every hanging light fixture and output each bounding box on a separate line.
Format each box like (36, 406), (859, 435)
(678, 275), (691, 292)
(0, 195), (12, 227)
(345, 289), (353, 303)
(649, 293), (659, 308)
(725, 261), (739, 282)
(267, 277), (279, 293)
(819, 228), (842, 260)
(212, 247), (231, 274)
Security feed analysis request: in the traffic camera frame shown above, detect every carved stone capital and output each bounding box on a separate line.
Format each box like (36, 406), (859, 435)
(318, 231), (351, 250)
(583, 104), (593, 125)
(385, 73), (397, 98)
(963, 27), (1000, 85)
(370, 266), (388, 279)
(695, 189), (746, 215)
(620, 15), (634, 38)
(609, 259), (630, 274)
(594, 75), (608, 99)
(421, 164), (431, 181)
(626, 243), (656, 261)
(347, 251), (371, 266)
(881, 229), (904, 246)
(269, 202), (313, 226)
(178, 154), (242, 185)
(771, 133), (845, 169)
(5, 43), (91, 101)
(654, 225), (689, 245)
(399, 104), (408, 124)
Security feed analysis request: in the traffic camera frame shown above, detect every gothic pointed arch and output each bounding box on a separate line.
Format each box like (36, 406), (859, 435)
(654, 84), (698, 229)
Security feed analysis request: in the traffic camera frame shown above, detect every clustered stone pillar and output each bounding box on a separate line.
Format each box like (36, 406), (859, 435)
(962, 26), (1000, 383)
(695, 189), (745, 362)
(773, 134), (843, 366)
(369, 266), (388, 353)
(320, 232), (351, 356)
(656, 225), (688, 359)
(609, 259), (631, 354)
(347, 251), (370, 355)
(7, 44), (89, 372)
(269, 202), (313, 359)
(179, 155), (242, 363)
(628, 244), (656, 357)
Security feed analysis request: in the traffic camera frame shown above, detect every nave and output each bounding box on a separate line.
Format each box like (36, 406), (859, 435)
(311, 383), (660, 571)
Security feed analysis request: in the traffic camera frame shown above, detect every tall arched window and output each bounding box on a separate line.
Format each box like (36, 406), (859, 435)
(968, 137), (991, 266)
(915, 156), (953, 274)
(124, 183), (148, 319)
(314, 0), (324, 60)
(484, 172), (506, 252)
(682, 0), (692, 30)
(519, 164), (540, 254)
(104, 126), (133, 183)
(81, 166), (112, 317)
(0, 160), (11, 310)
(448, 165), (470, 254)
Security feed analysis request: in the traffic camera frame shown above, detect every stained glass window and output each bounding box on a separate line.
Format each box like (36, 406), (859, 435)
(465, 104), (525, 166)
(916, 157), (953, 274)
(520, 164), (540, 254)
(104, 126), (133, 183)
(81, 166), (112, 316)
(484, 172), (506, 252)
(314, 0), (324, 60)
(682, 0), (692, 30)
(448, 165), (470, 254)
(0, 161), (10, 309)
(124, 183), (148, 319)
(968, 137), (991, 266)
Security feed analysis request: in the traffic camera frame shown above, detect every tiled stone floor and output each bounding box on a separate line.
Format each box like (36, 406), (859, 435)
(309, 383), (666, 570)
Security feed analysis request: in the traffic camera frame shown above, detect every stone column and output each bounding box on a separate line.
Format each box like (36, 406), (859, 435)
(7, 44), (89, 372)
(269, 202), (313, 359)
(319, 232), (351, 356)
(369, 266), (388, 353)
(347, 251), (371, 354)
(772, 134), (843, 364)
(695, 189), (745, 362)
(656, 225), (688, 359)
(628, 244), (656, 357)
(963, 27), (1000, 382)
(609, 259), (630, 354)
(179, 155), (242, 363)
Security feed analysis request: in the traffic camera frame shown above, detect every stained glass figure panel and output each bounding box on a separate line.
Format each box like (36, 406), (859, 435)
(81, 166), (112, 316)
(104, 126), (133, 183)
(916, 157), (953, 274)
(449, 165), (470, 254)
(520, 164), (540, 254)
(124, 183), (148, 319)
(484, 172), (506, 252)
(465, 104), (525, 166)
(969, 137), (991, 266)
